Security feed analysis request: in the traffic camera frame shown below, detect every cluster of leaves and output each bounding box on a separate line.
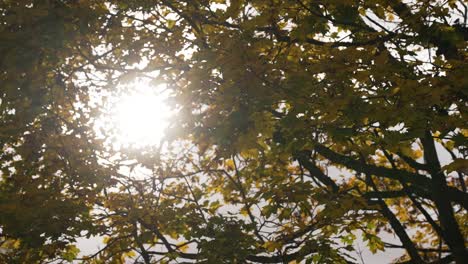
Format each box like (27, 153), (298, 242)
(1, 0), (467, 263)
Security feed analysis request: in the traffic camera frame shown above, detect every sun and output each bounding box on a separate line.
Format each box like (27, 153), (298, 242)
(112, 81), (171, 148)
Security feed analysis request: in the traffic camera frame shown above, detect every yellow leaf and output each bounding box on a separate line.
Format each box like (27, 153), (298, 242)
(169, 231), (179, 239)
(264, 241), (281, 252)
(176, 242), (189, 253)
(413, 149), (423, 159)
(13, 240), (21, 249)
(240, 207), (249, 216)
(225, 159), (235, 170)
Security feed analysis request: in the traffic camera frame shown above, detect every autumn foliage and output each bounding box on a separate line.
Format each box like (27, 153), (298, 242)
(0, 0), (467, 263)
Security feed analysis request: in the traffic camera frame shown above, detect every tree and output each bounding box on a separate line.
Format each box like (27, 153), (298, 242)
(1, 0), (467, 263)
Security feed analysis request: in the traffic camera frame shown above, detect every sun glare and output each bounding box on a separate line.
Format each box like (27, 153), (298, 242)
(113, 82), (171, 147)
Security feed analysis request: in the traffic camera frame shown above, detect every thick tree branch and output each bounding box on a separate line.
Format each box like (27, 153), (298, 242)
(295, 151), (339, 192)
(366, 173), (423, 263)
(420, 131), (467, 263)
(313, 144), (468, 209)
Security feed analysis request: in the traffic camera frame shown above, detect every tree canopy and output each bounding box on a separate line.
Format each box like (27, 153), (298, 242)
(0, 0), (467, 263)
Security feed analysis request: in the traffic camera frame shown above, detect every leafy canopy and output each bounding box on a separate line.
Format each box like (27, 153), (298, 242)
(0, 0), (467, 263)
